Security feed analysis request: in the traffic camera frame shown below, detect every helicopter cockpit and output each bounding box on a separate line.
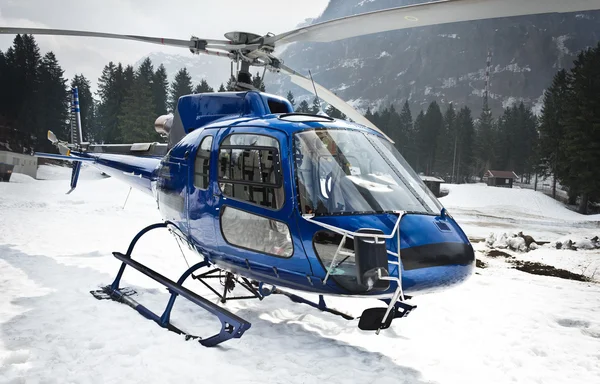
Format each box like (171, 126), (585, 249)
(294, 129), (442, 217)
(294, 128), (457, 294)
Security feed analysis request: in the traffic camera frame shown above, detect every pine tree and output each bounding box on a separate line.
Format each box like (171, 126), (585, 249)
(194, 79), (214, 93)
(561, 43), (600, 213)
(455, 106), (475, 183)
(7, 34), (41, 149)
(495, 105), (515, 172)
(137, 58), (154, 85)
(418, 101), (443, 175)
(436, 103), (456, 177)
(516, 103), (538, 180)
(364, 108), (374, 123)
(0, 50), (9, 120)
(118, 66), (157, 143)
(122, 64), (135, 92)
(169, 68), (193, 111)
(97, 62), (124, 143)
(325, 103), (346, 119)
(384, 104), (404, 151)
(218, 83), (226, 92)
(413, 110), (425, 173)
(310, 96), (321, 114)
(286, 91), (296, 110)
(297, 100), (310, 113)
(538, 69), (569, 198)
(71, 74), (95, 142)
(152, 64), (169, 116)
(36, 52), (68, 150)
(252, 72), (266, 91)
(225, 75), (237, 91)
(398, 101), (415, 166)
(495, 103), (538, 179)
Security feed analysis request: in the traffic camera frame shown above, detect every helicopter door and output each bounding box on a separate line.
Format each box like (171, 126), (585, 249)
(212, 127), (312, 278)
(188, 131), (217, 251)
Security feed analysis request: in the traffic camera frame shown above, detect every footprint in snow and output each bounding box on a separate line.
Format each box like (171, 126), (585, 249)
(556, 318), (600, 339)
(5, 350), (30, 365)
(556, 318), (590, 328)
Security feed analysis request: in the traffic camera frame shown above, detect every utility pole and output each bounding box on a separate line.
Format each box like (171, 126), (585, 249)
(483, 49), (493, 109)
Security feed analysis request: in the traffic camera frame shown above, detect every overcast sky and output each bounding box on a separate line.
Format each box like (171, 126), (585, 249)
(0, 0), (328, 89)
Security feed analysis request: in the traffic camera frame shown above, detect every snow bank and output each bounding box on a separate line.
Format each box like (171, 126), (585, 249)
(7, 173), (36, 183)
(442, 183), (598, 221)
(440, 183), (600, 240)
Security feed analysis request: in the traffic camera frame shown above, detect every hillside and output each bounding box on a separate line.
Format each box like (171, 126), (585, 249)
(268, 0), (600, 115)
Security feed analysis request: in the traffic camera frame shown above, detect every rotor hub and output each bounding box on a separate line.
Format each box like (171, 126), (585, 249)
(224, 31), (262, 45)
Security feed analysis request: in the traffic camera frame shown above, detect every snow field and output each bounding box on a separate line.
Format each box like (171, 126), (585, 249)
(0, 166), (599, 384)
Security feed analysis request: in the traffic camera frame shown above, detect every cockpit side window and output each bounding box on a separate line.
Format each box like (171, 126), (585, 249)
(217, 134), (285, 210)
(194, 136), (213, 190)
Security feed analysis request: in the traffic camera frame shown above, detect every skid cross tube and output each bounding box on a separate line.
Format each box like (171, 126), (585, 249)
(191, 269), (264, 303)
(98, 222), (251, 347)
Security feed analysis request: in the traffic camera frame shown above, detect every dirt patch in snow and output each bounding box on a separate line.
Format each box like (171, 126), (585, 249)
(486, 249), (513, 258)
(511, 260), (590, 282)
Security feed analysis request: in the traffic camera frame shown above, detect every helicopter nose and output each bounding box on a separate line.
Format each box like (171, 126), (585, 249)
(398, 214), (475, 294)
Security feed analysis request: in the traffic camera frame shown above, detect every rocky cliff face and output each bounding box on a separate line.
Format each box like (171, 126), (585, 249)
(267, 0), (600, 116)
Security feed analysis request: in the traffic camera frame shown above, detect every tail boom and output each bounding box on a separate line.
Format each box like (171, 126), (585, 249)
(35, 150), (160, 196)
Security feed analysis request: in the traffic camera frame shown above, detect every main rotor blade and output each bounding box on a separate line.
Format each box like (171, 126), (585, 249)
(269, 0), (600, 46)
(0, 27), (229, 51)
(279, 64), (392, 141)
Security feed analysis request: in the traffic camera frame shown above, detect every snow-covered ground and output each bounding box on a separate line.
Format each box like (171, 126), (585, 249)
(1, 166), (599, 384)
(441, 183), (600, 240)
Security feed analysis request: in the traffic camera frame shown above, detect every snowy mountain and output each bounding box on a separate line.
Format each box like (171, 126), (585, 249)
(135, 1), (600, 116)
(267, 0), (600, 115)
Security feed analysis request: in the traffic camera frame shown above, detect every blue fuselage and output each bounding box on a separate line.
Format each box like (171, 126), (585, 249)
(74, 91), (474, 298)
(149, 118), (474, 297)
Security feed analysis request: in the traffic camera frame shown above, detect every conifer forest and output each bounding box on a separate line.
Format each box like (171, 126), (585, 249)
(1, 35), (599, 213)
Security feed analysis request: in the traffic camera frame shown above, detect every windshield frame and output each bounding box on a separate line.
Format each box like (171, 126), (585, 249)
(292, 127), (443, 217)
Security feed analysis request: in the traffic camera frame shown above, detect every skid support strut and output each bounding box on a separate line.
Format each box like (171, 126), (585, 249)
(91, 222), (251, 347)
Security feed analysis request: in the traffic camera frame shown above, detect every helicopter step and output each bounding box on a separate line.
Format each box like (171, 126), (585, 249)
(358, 301), (417, 332)
(90, 222), (251, 347)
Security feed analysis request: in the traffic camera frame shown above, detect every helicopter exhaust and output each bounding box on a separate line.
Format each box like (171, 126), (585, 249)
(154, 113), (173, 137)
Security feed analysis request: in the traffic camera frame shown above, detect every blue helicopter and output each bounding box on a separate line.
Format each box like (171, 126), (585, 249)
(3, 0), (598, 347)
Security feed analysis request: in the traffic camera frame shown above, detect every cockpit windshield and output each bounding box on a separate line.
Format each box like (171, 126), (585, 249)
(294, 129), (443, 216)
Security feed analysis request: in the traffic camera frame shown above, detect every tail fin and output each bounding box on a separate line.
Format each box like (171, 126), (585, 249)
(70, 87), (84, 146)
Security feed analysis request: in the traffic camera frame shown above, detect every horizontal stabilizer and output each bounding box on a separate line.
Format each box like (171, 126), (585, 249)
(88, 142), (168, 157)
(34, 152), (93, 162)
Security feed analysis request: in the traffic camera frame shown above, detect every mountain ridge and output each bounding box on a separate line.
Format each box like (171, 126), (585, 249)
(136, 0), (600, 117)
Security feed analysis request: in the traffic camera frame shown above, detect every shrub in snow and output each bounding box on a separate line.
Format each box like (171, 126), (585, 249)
(493, 233), (509, 249)
(508, 236), (527, 252)
(574, 238), (596, 250)
(485, 233), (496, 246)
(553, 235), (600, 251)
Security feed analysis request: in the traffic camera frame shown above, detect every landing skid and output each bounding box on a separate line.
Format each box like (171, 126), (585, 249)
(90, 222), (251, 347)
